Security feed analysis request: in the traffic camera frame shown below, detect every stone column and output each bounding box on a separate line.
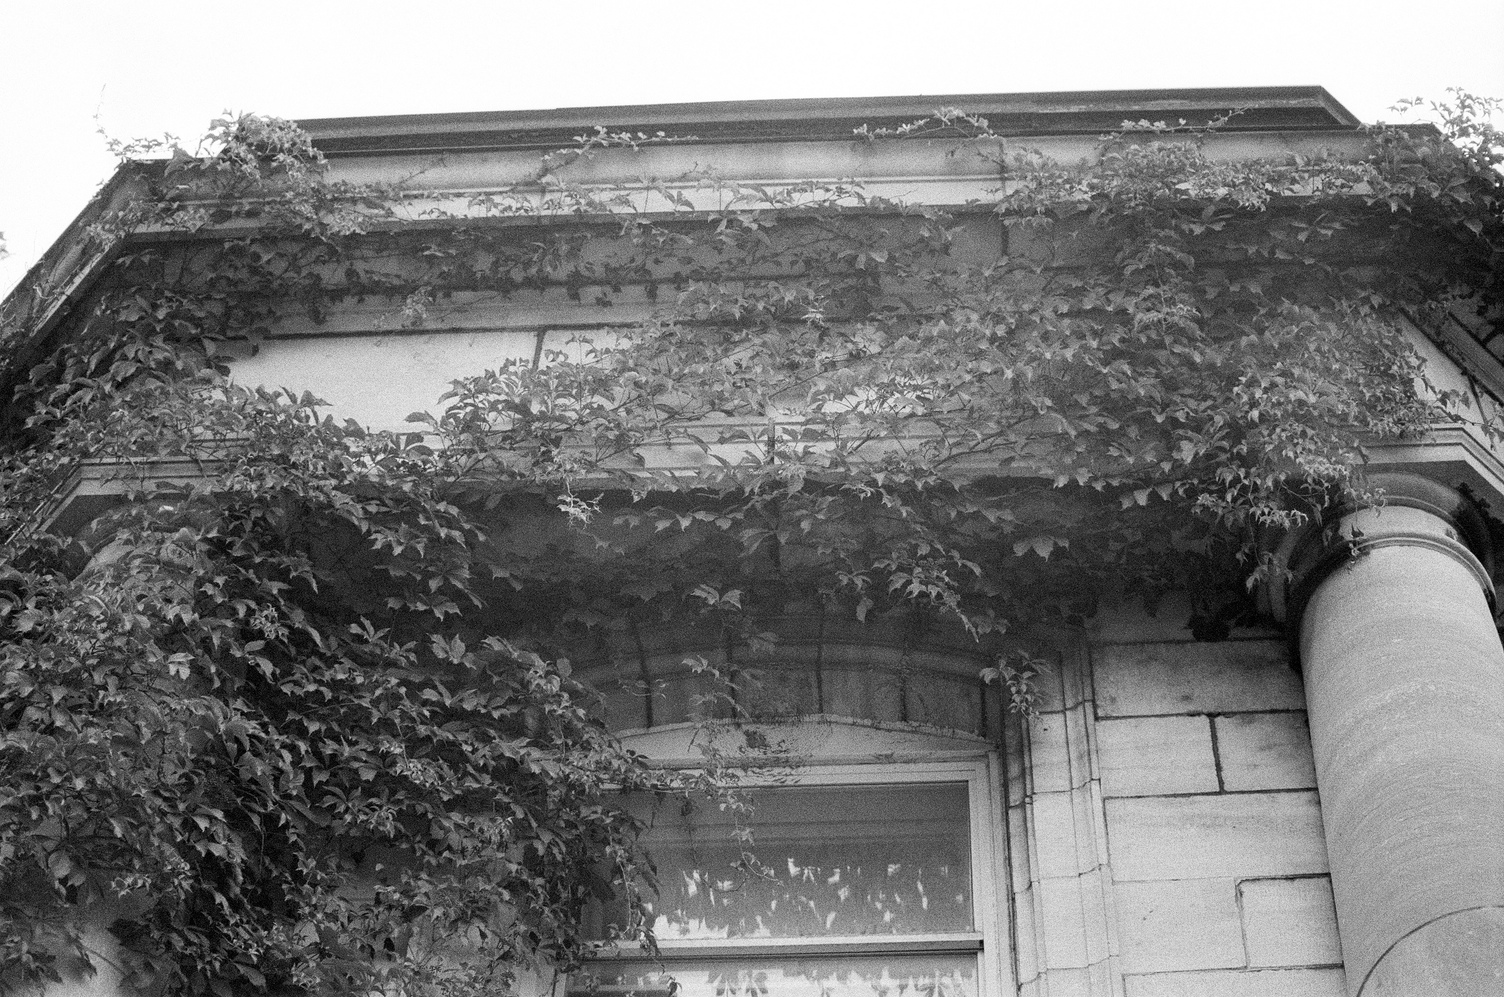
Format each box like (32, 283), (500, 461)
(1283, 472), (1504, 995)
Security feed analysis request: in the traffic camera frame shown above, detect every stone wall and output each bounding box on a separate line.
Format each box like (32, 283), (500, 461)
(1093, 638), (1345, 997)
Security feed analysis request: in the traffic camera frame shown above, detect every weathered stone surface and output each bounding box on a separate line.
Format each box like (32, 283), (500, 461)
(1013, 881), (1040, 983)
(1115, 878), (1244, 973)
(1006, 736), (1029, 805)
(815, 665), (904, 724)
(1029, 966), (1096, 997)
(1087, 593), (1282, 644)
(1097, 716), (1218, 797)
(1031, 963), (1112, 997)
(1029, 789), (1098, 878)
(613, 715), (989, 760)
(1030, 649), (1087, 713)
(1026, 705), (1092, 793)
(1238, 877), (1342, 968)
(905, 668), (985, 734)
(1363, 905), (1504, 996)
(1077, 866), (1112, 967)
(1034, 869), (1111, 971)
(1038, 875), (1092, 969)
(1216, 712), (1317, 791)
(1009, 801), (1033, 883)
(1094, 641), (1304, 717)
(1106, 793), (1328, 881)
(1124, 968), (1346, 996)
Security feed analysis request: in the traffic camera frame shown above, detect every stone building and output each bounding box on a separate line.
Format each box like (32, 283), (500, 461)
(4, 87), (1501, 997)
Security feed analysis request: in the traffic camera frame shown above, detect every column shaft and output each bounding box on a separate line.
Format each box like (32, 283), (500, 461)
(1297, 496), (1504, 995)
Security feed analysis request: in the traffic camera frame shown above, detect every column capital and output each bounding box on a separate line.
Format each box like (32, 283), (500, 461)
(1263, 470), (1498, 630)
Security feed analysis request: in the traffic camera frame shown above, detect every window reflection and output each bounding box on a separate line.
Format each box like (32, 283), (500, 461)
(632, 782), (973, 939)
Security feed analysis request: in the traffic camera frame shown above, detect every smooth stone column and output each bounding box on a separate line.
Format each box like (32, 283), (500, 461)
(1288, 473), (1504, 996)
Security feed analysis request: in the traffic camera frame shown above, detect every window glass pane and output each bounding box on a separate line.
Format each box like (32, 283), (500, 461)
(635, 782), (973, 939)
(575, 954), (976, 997)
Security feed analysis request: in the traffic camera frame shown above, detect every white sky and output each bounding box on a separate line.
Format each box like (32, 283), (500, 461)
(3, 0), (1502, 297)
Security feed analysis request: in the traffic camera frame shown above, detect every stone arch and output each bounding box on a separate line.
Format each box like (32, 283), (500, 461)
(573, 610), (1060, 742)
(613, 713), (999, 762)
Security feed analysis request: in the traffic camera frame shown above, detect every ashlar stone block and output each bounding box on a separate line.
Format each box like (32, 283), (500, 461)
(1215, 713), (1317, 791)
(1114, 878), (1244, 973)
(1037, 876), (1093, 969)
(1096, 716), (1218, 797)
(1094, 641), (1304, 718)
(1026, 705), (1092, 793)
(1029, 966), (1096, 997)
(1106, 793), (1329, 881)
(1028, 789), (1099, 879)
(1239, 877), (1343, 968)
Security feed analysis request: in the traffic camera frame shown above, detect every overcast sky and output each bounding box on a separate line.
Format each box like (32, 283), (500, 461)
(3, 0), (1501, 297)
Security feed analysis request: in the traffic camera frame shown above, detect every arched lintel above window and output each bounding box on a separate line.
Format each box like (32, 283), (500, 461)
(615, 714), (997, 766)
(575, 615), (1088, 741)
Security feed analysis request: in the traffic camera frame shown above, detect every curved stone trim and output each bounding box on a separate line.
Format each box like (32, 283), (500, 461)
(1287, 529), (1495, 630)
(1264, 470), (1498, 626)
(575, 612), (1027, 741)
(1348, 532), (1492, 592)
(612, 714), (997, 762)
(1359, 905), (1504, 996)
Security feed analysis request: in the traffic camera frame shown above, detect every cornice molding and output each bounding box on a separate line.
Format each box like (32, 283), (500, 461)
(298, 87), (1361, 156)
(1361, 424), (1504, 514)
(42, 426), (1504, 544)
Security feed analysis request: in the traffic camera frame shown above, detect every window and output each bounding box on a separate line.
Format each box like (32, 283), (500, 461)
(578, 754), (1006, 997)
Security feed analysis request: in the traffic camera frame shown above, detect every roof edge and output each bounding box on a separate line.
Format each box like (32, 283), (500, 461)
(298, 86), (1362, 156)
(0, 165), (146, 399)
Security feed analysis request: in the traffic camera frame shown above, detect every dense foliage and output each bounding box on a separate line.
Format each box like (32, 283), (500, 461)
(0, 94), (1501, 996)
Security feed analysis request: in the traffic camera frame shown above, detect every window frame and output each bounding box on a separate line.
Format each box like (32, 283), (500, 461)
(583, 740), (1012, 997)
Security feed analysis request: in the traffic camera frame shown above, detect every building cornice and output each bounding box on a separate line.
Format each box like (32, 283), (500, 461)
(40, 427), (1504, 545)
(297, 86), (1361, 156)
(0, 168), (152, 402)
(1361, 424), (1504, 515)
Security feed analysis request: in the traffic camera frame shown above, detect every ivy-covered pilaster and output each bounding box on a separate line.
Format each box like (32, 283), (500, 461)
(1280, 471), (1504, 995)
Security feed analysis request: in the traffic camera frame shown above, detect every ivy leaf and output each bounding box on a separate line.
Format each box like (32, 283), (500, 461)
(1013, 536), (1057, 559)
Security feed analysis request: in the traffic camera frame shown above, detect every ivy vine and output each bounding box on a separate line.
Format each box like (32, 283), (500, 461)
(0, 93), (1500, 996)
